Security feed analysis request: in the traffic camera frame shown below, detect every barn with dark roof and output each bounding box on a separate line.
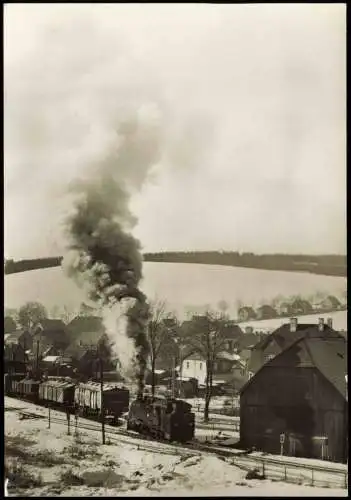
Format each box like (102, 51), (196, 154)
(239, 328), (347, 463)
(248, 317), (343, 375)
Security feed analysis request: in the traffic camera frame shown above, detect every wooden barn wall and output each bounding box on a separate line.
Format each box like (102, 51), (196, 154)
(240, 365), (346, 462)
(314, 373), (347, 463)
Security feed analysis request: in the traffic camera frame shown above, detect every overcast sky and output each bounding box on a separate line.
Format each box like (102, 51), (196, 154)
(4, 3), (346, 260)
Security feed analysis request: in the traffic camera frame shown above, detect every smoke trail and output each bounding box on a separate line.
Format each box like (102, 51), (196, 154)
(64, 105), (163, 396)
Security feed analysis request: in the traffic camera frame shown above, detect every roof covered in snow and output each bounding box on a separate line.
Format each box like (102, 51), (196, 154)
(217, 352), (241, 361)
(42, 355), (61, 363)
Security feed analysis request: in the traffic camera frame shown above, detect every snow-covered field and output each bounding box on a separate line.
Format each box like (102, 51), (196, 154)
(4, 263), (346, 321)
(5, 398), (347, 497)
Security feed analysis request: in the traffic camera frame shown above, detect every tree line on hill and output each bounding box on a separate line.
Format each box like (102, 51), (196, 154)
(4, 252), (347, 277)
(143, 252), (347, 277)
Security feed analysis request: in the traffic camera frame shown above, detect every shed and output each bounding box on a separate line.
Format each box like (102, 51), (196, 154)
(240, 336), (347, 463)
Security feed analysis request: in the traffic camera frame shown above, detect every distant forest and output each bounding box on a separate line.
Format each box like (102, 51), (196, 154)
(4, 252), (347, 277)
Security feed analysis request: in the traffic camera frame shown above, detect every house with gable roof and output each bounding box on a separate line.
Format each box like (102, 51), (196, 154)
(247, 317), (343, 377)
(240, 330), (347, 463)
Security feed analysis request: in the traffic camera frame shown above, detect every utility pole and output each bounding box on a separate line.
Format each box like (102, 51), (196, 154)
(36, 339), (40, 376)
(87, 342), (106, 445)
(171, 356), (176, 399)
(100, 354), (106, 445)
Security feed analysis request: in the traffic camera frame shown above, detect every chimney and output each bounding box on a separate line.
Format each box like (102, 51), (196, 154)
(318, 318), (324, 332)
(290, 318), (298, 332)
(245, 326), (253, 335)
(326, 317), (333, 329)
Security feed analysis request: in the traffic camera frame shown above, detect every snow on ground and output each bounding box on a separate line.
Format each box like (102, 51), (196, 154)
(4, 399), (347, 497)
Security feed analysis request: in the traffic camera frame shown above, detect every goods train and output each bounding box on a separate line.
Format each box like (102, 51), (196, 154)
(5, 374), (196, 442)
(127, 395), (195, 442)
(4, 373), (130, 424)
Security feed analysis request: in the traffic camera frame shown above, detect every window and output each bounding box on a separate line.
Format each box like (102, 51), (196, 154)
(186, 362), (190, 369)
(199, 363), (203, 370)
(213, 362), (218, 371)
(265, 354), (275, 362)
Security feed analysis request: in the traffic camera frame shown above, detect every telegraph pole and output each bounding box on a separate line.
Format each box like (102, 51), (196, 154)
(36, 340), (40, 375)
(87, 342), (106, 445)
(171, 356), (176, 399)
(100, 355), (106, 445)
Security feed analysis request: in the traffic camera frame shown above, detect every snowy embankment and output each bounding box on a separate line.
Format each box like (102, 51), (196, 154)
(4, 398), (347, 497)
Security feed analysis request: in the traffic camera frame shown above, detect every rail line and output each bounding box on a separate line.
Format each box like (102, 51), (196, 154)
(6, 397), (348, 490)
(228, 454), (348, 490)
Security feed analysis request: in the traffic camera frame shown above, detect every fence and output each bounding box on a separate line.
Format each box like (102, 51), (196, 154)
(231, 454), (348, 490)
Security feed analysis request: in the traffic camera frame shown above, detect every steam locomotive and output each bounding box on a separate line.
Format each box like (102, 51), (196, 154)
(127, 395), (195, 443)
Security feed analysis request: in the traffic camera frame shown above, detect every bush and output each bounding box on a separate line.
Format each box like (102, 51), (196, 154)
(7, 461), (43, 490)
(63, 444), (89, 460)
(60, 469), (85, 486)
(34, 450), (66, 467)
(63, 443), (102, 460)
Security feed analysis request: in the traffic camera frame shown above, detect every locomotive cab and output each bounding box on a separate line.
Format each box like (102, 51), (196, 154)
(127, 396), (195, 442)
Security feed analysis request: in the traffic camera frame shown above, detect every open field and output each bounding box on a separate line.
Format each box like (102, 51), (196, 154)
(4, 262), (346, 320)
(4, 398), (347, 497)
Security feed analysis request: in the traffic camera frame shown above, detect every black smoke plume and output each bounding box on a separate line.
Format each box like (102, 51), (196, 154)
(64, 107), (162, 397)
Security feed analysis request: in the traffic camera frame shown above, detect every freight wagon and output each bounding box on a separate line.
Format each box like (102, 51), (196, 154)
(5, 374), (130, 425)
(14, 378), (41, 402)
(38, 378), (76, 409)
(74, 382), (130, 424)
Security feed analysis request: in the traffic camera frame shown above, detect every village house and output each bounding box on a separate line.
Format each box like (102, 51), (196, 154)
(4, 316), (17, 333)
(32, 319), (70, 357)
(4, 341), (28, 374)
(233, 327), (265, 367)
(247, 317), (343, 378)
(61, 344), (99, 378)
(220, 321), (244, 351)
(66, 315), (105, 345)
(320, 295), (341, 311)
(276, 302), (293, 317)
(179, 350), (247, 392)
(238, 306), (256, 322)
(256, 304), (277, 320)
(4, 329), (32, 352)
(290, 298), (313, 316)
(240, 332), (347, 463)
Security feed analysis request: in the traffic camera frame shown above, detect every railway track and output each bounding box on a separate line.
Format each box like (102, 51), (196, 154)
(228, 454), (348, 490)
(5, 396), (348, 490)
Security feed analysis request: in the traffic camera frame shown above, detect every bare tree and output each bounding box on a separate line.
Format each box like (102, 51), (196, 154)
(18, 301), (48, 331)
(217, 300), (229, 314)
(147, 300), (177, 398)
(182, 310), (228, 422)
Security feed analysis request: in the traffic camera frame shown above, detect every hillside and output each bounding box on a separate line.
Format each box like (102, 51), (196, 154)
(5, 263), (347, 324)
(4, 252), (347, 277)
(144, 252), (347, 277)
